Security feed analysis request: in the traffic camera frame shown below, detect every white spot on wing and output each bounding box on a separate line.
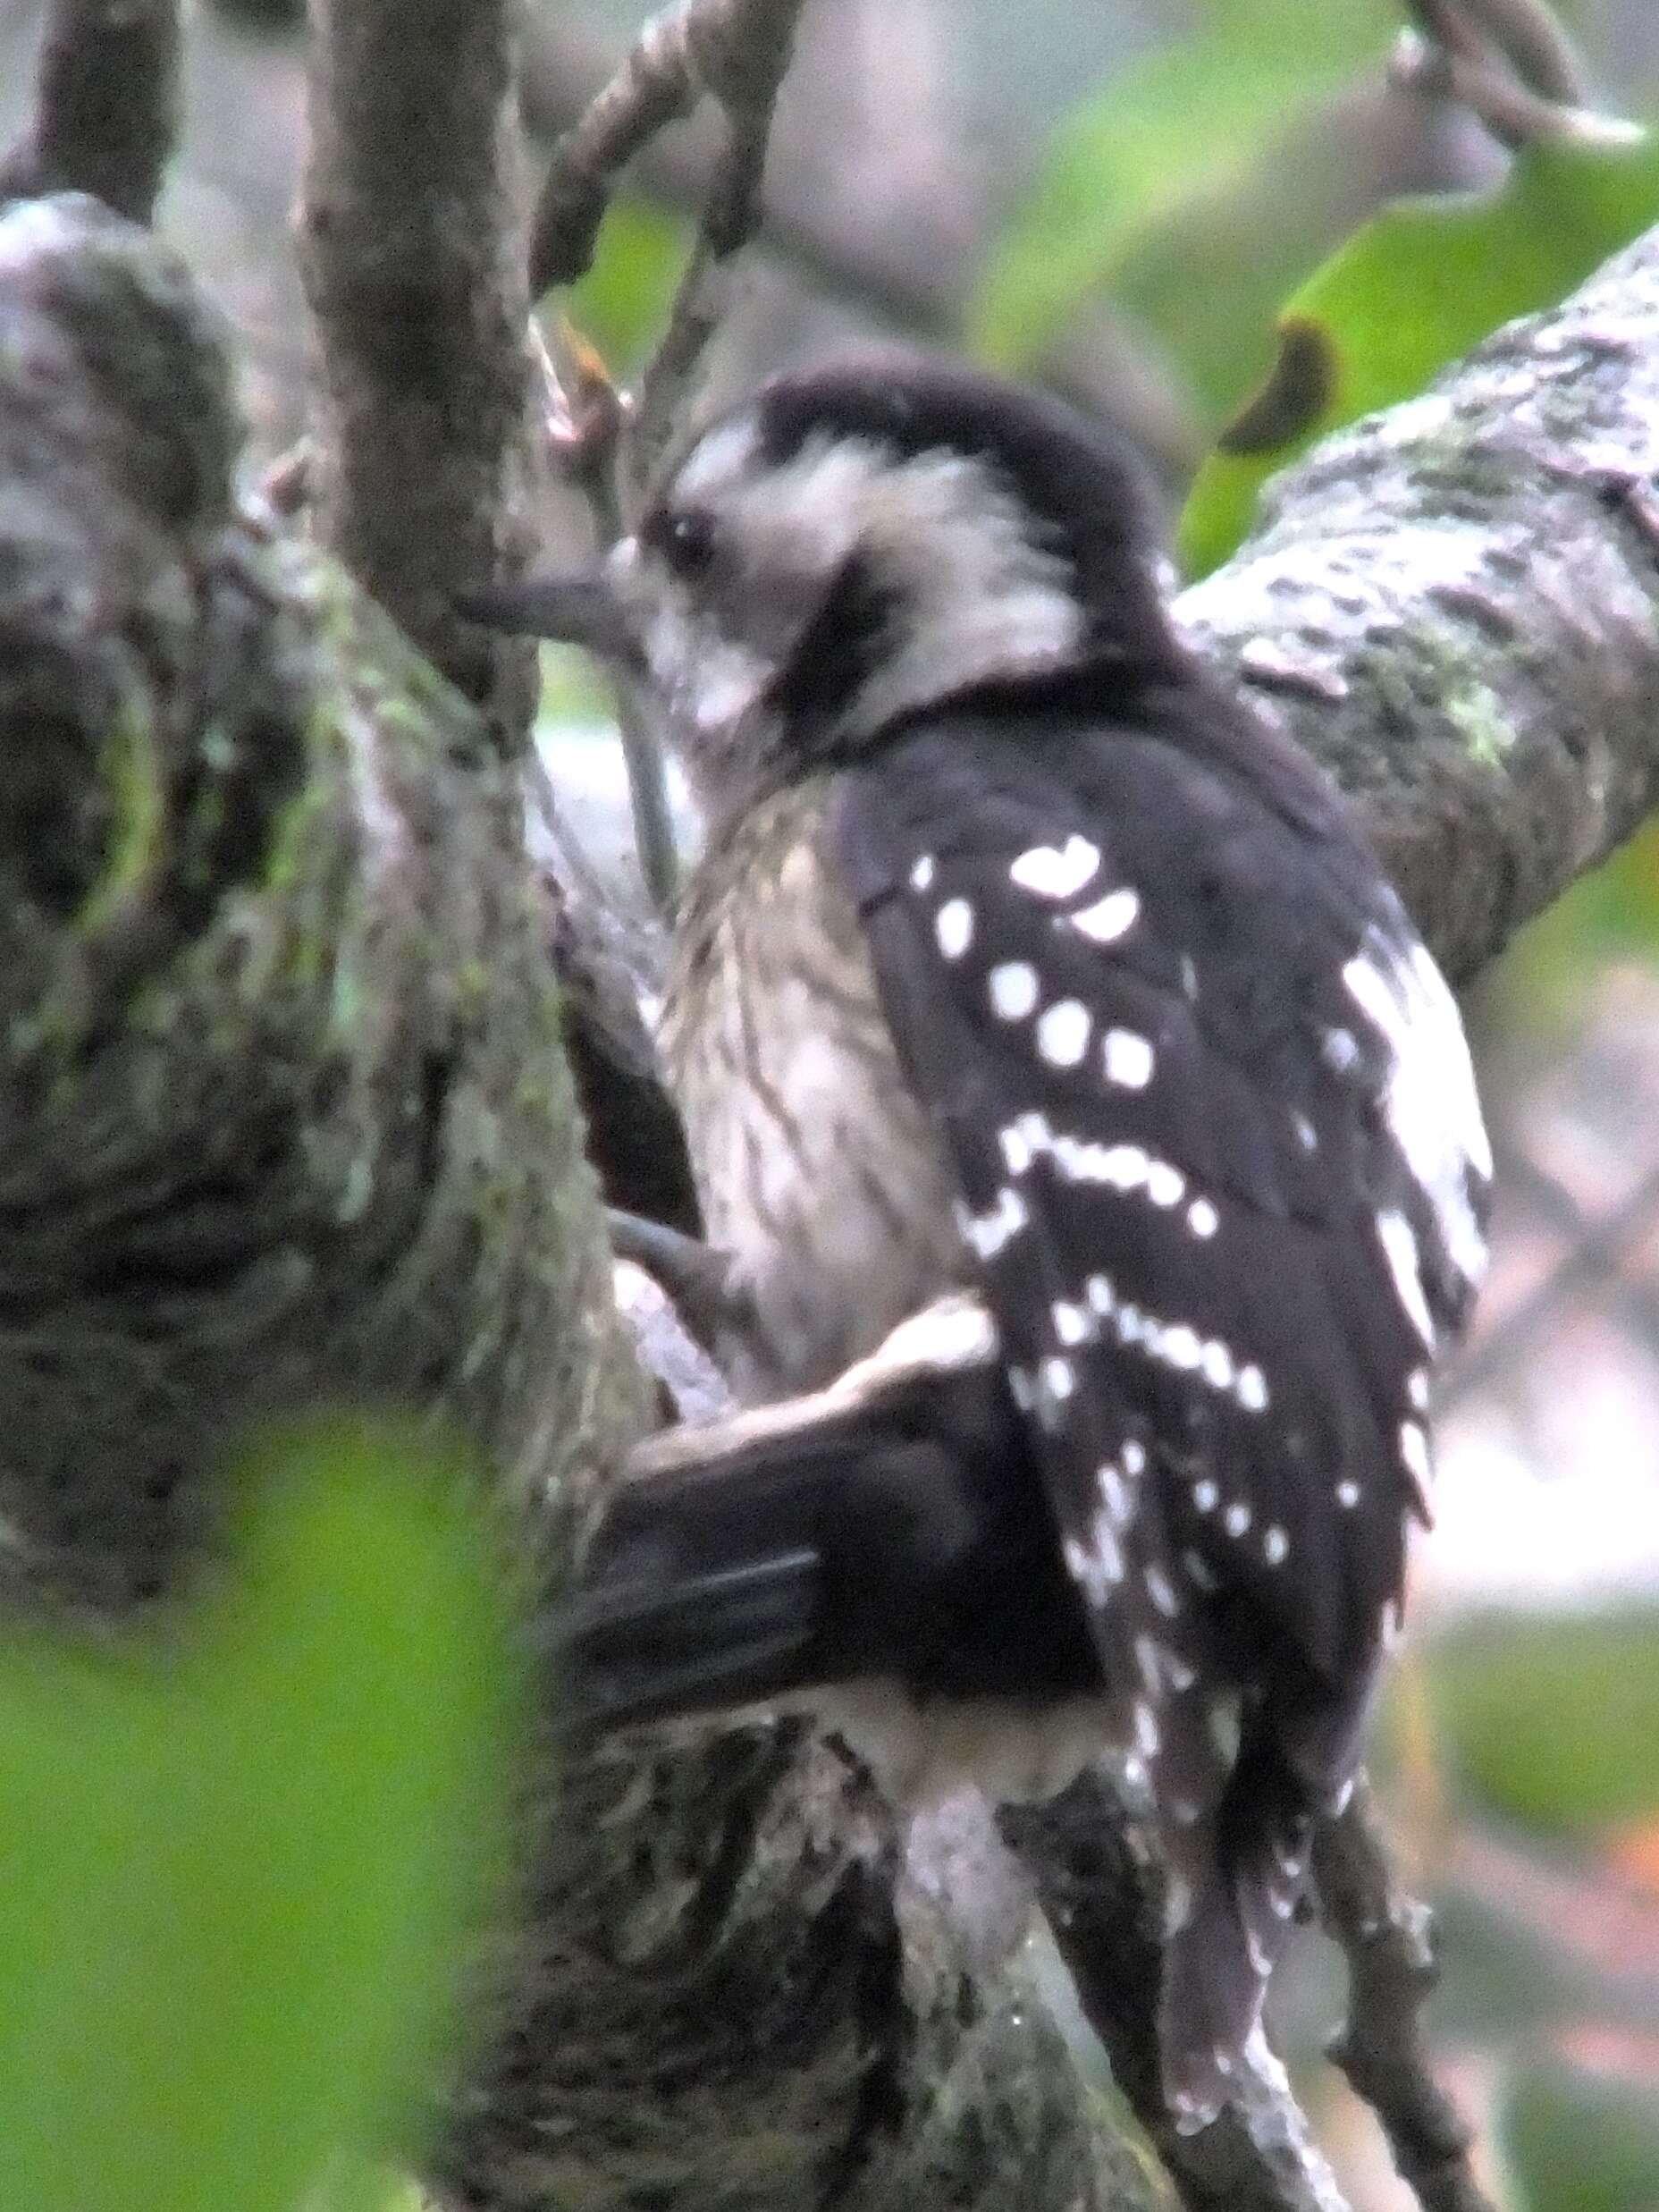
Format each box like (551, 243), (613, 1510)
(1052, 1299), (1090, 1346)
(935, 898), (973, 958)
(1187, 1197), (1219, 1238)
(1399, 1418), (1434, 1514)
(1146, 1161), (1185, 1207)
(1344, 924), (1490, 1288)
(1145, 1564), (1181, 1618)
(1103, 1027), (1154, 1087)
(1200, 1339), (1234, 1391)
(1064, 1515), (1123, 1605)
(1037, 998), (1091, 1067)
(1263, 1525), (1289, 1566)
(1010, 834), (1099, 899)
(1098, 1461), (1130, 1525)
(988, 961), (1040, 1020)
(1162, 1323), (1203, 1370)
(1377, 1207), (1437, 1349)
(1070, 887), (1140, 942)
(909, 854), (935, 892)
(956, 1185), (1029, 1258)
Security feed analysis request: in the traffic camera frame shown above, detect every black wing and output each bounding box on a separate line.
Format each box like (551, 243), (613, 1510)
(835, 678), (1489, 2115)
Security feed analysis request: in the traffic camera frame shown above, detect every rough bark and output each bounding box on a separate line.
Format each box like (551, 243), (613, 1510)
(0, 0), (179, 222)
(0, 193), (641, 1619)
(296, 0), (539, 735)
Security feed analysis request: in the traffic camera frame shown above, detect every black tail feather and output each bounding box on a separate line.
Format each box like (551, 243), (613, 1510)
(563, 1548), (823, 1727)
(558, 1326), (1099, 1734)
(1158, 1710), (1318, 2122)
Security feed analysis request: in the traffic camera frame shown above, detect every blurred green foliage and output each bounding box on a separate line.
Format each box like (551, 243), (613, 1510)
(1426, 1607), (1659, 1837)
(970, 0), (1389, 399)
(1489, 816), (1659, 1026)
(0, 1419), (525, 2212)
(1181, 131), (1659, 573)
(564, 196), (687, 373)
(1503, 2053), (1659, 2212)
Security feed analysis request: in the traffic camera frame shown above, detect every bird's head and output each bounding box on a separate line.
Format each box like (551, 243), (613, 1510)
(468, 359), (1180, 819)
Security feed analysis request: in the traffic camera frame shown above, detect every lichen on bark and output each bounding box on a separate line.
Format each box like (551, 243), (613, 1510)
(0, 191), (641, 1613)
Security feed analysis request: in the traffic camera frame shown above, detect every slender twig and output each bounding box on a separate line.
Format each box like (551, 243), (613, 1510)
(530, 0), (804, 309)
(525, 0), (809, 910)
(1396, 0), (1632, 150)
(625, 0), (807, 496)
(527, 320), (683, 911)
(1406, 0), (1584, 104)
(1004, 1772), (1353, 2212)
(1312, 1780), (1499, 2212)
(0, 0), (180, 221)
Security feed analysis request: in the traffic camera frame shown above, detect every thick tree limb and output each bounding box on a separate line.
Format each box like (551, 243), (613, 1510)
(1176, 222), (1659, 984)
(0, 192), (641, 1616)
(0, 0), (179, 221)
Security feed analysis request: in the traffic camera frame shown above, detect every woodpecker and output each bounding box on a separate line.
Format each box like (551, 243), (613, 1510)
(467, 359), (1490, 2122)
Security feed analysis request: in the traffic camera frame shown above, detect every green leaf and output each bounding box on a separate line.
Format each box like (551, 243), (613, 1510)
(565, 196), (688, 373)
(1426, 1607), (1659, 1838)
(969, 0), (1388, 376)
(0, 1418), (526, 2212)
(1180, 129), (1659, 576)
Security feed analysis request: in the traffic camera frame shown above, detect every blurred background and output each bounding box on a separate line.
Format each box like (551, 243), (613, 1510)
(3, 2), (1656, 2205)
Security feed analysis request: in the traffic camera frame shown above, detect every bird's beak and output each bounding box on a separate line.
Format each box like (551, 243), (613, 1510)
(459, 572), (645, 676)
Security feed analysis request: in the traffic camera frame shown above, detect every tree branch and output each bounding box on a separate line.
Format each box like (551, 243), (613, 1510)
(1175, 221), (1659, 985)
(0, 0), (179, 221)
(622, 0), (809, 496)
(1312, 1783), (1495, 2212)
(1006, 1776), (1354, 2212)
(295, 0), (538, 735)
(526, 0), (809, 915)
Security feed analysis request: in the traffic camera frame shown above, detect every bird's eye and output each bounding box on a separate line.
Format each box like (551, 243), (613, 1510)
(651, 506), (717, 578)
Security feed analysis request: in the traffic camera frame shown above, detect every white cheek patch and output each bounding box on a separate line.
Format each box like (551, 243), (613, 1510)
(688, 638), (771, 731)
(644, 597), (770, 735)
(675, 416), (762, 499)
